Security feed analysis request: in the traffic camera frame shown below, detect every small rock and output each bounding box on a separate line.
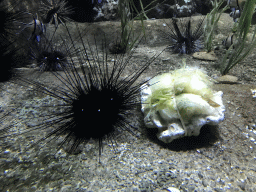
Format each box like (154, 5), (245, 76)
(192, 51), (218, 61)
(216, 75), (239, 84)
(154, 190), (166, 192)
(251, 89), (256, 98)
(237, 181), (246, 190)
(162, 58), (171, 64)
(202, 179), (209, 187)
(167, 187), (180, 192)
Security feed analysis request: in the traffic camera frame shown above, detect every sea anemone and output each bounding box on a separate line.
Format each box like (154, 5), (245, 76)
(141, 67), (225, 143)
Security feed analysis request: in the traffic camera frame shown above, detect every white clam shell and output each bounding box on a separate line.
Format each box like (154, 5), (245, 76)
(140, 69), (225, 143)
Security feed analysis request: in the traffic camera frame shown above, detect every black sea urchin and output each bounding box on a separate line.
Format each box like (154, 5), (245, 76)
(4, 24), (161, 158)
(39, 0), (73, 27)
(0, 0), (32, 82)
(160, 17), (205, 54)
(66, 0), (100, 22)
(28, 30), (69, 72)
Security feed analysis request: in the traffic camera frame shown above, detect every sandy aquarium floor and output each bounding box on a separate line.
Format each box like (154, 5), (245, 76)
(1, 14), (256, 192)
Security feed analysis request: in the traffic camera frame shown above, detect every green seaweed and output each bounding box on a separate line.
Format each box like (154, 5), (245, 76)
(220, 0), (256, 75)
(204, 0), (229, 52)
(117, 0), (164, 52)
(117, 0), (146, 52)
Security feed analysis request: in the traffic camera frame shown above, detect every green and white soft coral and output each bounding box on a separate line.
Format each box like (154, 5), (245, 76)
(141, 67), (225, 143)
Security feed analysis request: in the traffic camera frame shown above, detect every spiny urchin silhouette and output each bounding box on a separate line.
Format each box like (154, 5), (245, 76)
(66, 0), (101, 22)
(28, 29), (71, 72)
(2, 24), (162, 158)
(39, 0), (73, 27)
(160, 17), (205, 54)
(0, 0), (33, 82)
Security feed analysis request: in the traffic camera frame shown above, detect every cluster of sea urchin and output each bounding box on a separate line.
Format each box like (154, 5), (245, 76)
(4, 24), (162, 158)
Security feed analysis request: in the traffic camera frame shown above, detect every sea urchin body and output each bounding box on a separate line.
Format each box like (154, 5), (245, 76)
(5, 25), (161, 157)
(39, 0), (73, 27)
(161, 17), (205, 54)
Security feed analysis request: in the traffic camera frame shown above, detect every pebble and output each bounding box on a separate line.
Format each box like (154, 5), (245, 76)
(216, 75), (239, 84)
(192, 51), (218, 61)
(251, 89), (256, 98)
(167, 187), (180, 192)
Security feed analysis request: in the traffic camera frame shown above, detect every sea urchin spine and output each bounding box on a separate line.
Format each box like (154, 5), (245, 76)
(3, 24), (162, 158)
(161, 17), (205, 54)
(39, 0), (73, 27)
